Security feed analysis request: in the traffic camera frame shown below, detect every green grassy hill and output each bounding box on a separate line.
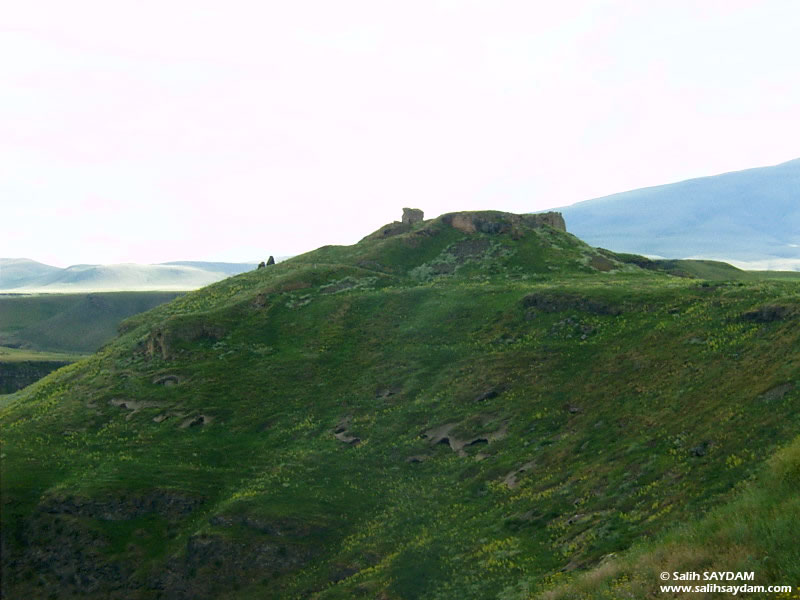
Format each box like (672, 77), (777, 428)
(2, 211), (799, 599)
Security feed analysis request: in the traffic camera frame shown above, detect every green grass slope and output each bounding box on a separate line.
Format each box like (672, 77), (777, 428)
(535, 436), (800, 599)
(2, 211), (799, 599)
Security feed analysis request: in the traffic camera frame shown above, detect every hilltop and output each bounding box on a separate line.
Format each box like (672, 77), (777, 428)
(2, 210), (799, 599)
(558, 158), (800, 270)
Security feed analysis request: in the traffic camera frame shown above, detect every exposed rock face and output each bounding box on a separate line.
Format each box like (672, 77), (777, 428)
(402, 208), (424, 225)
(449, 214), (478, 233)
(267, 256), (275, 266)
(442, 211), (566, 234)
(361, 209), (566, 242)
(533, 211), (566, 231)
(1, 491), (205, 599)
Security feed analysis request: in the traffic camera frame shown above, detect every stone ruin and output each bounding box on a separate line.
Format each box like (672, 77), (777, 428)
(402, 208), (424, 225)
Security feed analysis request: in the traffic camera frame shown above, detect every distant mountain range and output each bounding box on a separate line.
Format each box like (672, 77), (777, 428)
(0, 259), (259, 293)
(557, 158), (800, 270)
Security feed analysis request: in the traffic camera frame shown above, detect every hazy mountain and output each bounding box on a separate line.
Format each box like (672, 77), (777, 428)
(161, 261), (267, 276)
(0, 258), (63, 289)
(0, 259), (258, 292)
(557, 158), (800, 270)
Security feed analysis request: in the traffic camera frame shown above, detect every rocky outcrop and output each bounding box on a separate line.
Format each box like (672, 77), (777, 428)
(1, 491), (205, 599)
(363, 209), (566, 242)
(442, 211), (566, 235)
(150, 517), (324, 599)
(402, 208), (424, 225)
(531, 211), (567, 231)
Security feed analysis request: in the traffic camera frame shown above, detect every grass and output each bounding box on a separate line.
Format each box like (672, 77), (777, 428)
(1, 211), (799, 599)
(0, 345), (87, 363)
(534, 435), (800, 599)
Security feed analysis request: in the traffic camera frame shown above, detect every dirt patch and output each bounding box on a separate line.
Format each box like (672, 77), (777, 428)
(280, 281), (312, 292)
(760, 382), (794, 402)
(109, 398), (164, 420)
(449, 214), (477, 233)
(332, 417), (361, 446)
(502, 461), (536, 488)
(742, 303), (794, 322)
(422, 420), (507, 457)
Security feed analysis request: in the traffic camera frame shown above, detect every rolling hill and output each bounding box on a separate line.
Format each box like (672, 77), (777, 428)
(2, 211), (799, 599)
(0, 259), (258, 293)
(557, 158), (800, 270)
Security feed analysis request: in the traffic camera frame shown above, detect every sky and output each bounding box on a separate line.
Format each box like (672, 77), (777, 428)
(3, 0), (800, 267)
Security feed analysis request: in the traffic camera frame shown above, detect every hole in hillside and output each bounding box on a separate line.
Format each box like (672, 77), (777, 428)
(474, 389), (499, 402)
(438, 437), (450, 446)
(153, 374), (180, 386)
(181, 414), (212, 428)
(467, 438), (489, 446)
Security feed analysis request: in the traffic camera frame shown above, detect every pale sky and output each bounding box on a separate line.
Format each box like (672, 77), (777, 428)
(3, 0), (799, 266)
